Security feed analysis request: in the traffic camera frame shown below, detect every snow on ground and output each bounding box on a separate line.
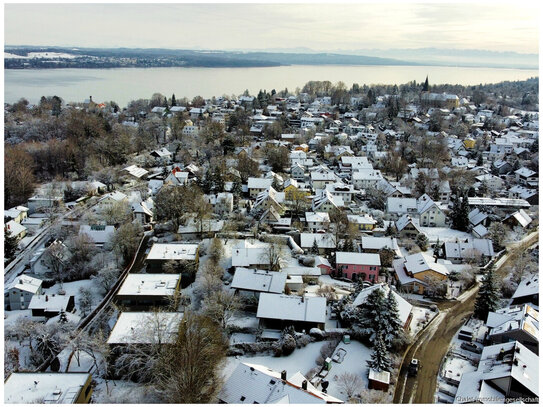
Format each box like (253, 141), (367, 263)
(409, 306), (437, 336)
(92, 379), (161, 403)
(223, 341), (328, 380)
(4, 309), (33, 327)
(318, 275), (354, 290)
(4, 52), (82, 59)
(418, 227), (472, 243)
(230, 333), (256, 345)
(228, 312), (260, 330)
(316, 340), (373, 402)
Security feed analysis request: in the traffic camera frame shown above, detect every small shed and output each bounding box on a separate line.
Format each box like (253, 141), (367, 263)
(368, 368), (390, 391)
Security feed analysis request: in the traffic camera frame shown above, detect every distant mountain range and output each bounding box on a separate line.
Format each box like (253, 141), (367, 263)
(4, 46), (538, 69)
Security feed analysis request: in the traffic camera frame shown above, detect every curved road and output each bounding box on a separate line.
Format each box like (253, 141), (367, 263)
(393, 230), (538, 404)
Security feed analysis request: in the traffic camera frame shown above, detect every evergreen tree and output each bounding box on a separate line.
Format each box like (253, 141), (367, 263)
(385, 223), (398, 237)
(474, 267), (500, 321)
(202, 168), (213, 194)
(422, 76), (429, 92)
(451, 194), (470, 231)
(211, 167), (225, 193)
(367, 332), (392, 372)
(357, 288), (386, 345)
(311, 238), (320, 255)
(476, 154), (483, 166)
(342, 238), (354, 252)
(382, 290), (402, 348)
(171, 93), (177, 106)
(416, 233), (429, 251)
(4, 228), (19, 259)
(433, 237), (441, 257)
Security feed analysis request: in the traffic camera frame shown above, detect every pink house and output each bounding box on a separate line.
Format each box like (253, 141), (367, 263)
(335, 252), (381, 282)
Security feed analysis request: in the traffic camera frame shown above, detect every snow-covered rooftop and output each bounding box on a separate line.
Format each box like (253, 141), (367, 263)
(4, 372), (91, 404)
(146, 243), (199, 261)
(257, 293), (326, 324)
(231, 268), (286, 294)
(336, 251), (380, 266)
(7, 275), (42, 294)
(116, 273), (180, 297)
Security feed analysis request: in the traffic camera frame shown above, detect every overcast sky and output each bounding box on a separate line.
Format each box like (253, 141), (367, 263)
(4, 2), (539, 54)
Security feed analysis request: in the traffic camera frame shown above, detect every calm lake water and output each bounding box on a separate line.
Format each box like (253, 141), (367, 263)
(4, 65), (539, 107)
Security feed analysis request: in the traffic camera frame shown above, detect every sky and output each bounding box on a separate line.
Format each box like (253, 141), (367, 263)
(3, 2), (540, 54)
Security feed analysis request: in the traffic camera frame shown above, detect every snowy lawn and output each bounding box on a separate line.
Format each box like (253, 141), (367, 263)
(409, 306), (437, 336)
(318, 340), (373, 402)
(223, 340), (329, 380)
(92, 379), (161, 403)
(228, 311), (260, 330)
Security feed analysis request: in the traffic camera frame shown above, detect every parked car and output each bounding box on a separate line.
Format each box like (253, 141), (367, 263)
(408, 359), (419, 376)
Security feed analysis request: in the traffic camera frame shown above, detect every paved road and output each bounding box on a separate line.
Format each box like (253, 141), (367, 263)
(393, 230), (539, 404)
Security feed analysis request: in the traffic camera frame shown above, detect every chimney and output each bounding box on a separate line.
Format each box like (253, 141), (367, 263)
(301, 380), (308, 390)
(281, 370), (287, 380)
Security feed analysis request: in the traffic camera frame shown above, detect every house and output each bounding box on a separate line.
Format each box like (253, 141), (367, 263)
(219, 362), (343, 404)
(475, 173), (504, 191)
(252, 187), (285, 215)
(339, 156), (373, 173)
(314, 256), (332, 275)
(131, 201), (154, 224)
(368, 369), (391, 392)
(4, 275), (43, 311)
(508, 185), (538, 205)
(393, 252), (449, 295)
(347, 214), (377, 231)
(312, 190), (343, 212)
(27, 195), (63, 214)
(231, 268), (287, 298)
(454, 341), (538, 404)
(4, 372), (93, 404)
(123, 165), (149, 179)
(97, 191), (128, 211)
(485, 304), (538, 355)
(231, 242), (281, 270)
(492, 159), (513, 175)
(395, 214), (422, 238)
(511, 273), (538, 307)
(150, 147), (173, 163)
(28, 293), (75, 318)
(164, 168), (189, 186)
(352, 283), (413, 329)
(360, 236), (401, 257)
(324, 183), (356, 204)
(257, 293), (327, 330)
(107, 312), (182, 345)
(248, 177), (273, 198)
(386, 197), (418, 219)
(514, 167), (538, 187)
(115, 274), (181, 309)
(299, 233), (336, 254)
(335, 252), (381, 282)
(442, 239), (494, 264)
(145, 243), (199, 272)
(5, 220), (27, 241)
(291, 163), (306, 181)
(417, 194), (447, 227)
(310, 171), (338, 190)
(284, 179), (310, 201)
(352, 169), (383, 190)
(503, 209), (532, 229)
(305, 212), (330, 232)
(468, 208), (490, 228)
(4, 205), (29, 224)
(78, 224), (115, 247)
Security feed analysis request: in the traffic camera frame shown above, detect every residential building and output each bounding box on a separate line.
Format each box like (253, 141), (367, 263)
(485, 304), (538, 355)
(4, 275), (43, 311)
(145, 243), (199, 272)
(4, 373), (93, 404)
(335, 252), (381, 282)
(393, 252), (449, 294)
(115, 274), (181, 309)
(231, 268), (287, 298)
(256, 293), (327, 330)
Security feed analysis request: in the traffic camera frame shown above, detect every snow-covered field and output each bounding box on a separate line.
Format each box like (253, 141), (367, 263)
(5, 51), (82, 59)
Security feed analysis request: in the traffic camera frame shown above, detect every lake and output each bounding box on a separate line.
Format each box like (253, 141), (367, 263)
(4, 65), (539, 107)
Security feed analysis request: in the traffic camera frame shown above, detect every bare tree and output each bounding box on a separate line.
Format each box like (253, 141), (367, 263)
(201, 289), (241, 330)
(337, 372), (364, 400)
(44, 240), (67, 286)
(154, 312), (228, 403)
(262, 239), (285, 271)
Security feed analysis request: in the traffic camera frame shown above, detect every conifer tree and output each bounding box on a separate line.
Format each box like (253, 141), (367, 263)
(422, 76), (429, 92)
(474, 267), (500, 321)
(171, 93), (177, 107)
(311, 238), (320, 255)
(367, 332), (391, 372)
(4, 228), (19, 260)
(383, 290), (402, 348)
(451, 193), (469, 231)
